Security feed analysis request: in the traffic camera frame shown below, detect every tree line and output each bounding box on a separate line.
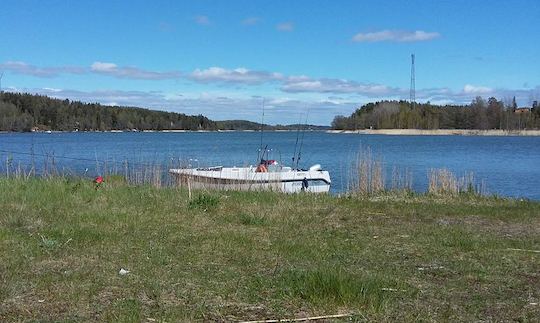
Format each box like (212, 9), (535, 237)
(0, 92), (217, 132)
(0, 92), (331, 132)
(331, 97), (540, 130)
(215, 120), (329, 131)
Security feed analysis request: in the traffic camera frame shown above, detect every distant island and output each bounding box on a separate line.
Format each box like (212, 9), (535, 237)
(0, 92), (328, 132)
(215, 120), (328, 131)
(331, 98), (540, 131)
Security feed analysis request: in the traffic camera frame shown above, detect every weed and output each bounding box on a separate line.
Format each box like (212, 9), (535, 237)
(277, 268), (396, 309)
(39, 235), (59, 250)
(237, 213), (267, 226)
(188, 193), (219, 211)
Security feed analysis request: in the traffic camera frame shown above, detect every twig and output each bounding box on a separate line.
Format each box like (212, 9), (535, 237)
(240, 313), (354, 323)
(381, 288), (407, 292)
(506, 248), (540, 253)
(188, 177), (192, 200)
(63, 238), (73, 246)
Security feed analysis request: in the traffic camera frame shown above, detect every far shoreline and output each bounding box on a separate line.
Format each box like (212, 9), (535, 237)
(327, 129), (540, 136)
(0, 129), (323, 134)
(2, 129), (540, 136)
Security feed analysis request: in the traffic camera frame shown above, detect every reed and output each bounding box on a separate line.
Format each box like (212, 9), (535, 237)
(0, 150), (173, 188)
(350, 148), (414, 195)
(391, 166), (413, 192)
(428, 168), (487, 195)
(1, 148), (489, 197)
(349, 148), (386, 194)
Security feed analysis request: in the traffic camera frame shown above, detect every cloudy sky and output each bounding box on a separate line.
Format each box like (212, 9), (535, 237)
(1, 0), (539, 125)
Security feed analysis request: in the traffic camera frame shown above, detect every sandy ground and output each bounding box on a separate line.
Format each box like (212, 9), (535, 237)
(327, 129), (540, 136)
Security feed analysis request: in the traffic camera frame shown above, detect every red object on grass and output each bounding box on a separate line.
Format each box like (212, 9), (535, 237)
(94, 176), (104, 184)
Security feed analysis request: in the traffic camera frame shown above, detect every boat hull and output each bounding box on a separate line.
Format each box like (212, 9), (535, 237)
(169, 167), (331, 193)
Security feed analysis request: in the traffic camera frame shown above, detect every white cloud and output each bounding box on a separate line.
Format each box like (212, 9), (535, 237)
(43, 87), (62, 92)
(189, 67), (283, 84)
(281, 77), (403, 97)
(3, 60), (539, 116)
(276, 22), (294, 32)
(91, 62), (117, 72)
(0, 61), (85, 77)
(352, 30), (440, 42)
(242, 17), (260, 25)
(463, 84), (493, 94)
(1, 60), (180, 80)
(415, 86), (540, 106)
(90, 61), (181, 80)
(195, 15), (210, 25)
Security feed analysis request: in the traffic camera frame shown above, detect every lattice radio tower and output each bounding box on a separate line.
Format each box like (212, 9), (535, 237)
(410, 54), (416, 109)
(0, 72), (4, 101)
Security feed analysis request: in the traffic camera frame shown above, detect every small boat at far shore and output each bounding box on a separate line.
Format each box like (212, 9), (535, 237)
(169, 158), (331, 193)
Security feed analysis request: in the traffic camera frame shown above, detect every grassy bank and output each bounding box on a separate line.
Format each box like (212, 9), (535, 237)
(1, 178), (539, 321)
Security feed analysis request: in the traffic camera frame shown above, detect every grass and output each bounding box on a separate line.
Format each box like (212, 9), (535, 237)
(0, 177), (539, 321)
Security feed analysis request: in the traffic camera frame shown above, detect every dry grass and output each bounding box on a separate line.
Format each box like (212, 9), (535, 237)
(428, 168), (487, 195)
(350, 149), (413, 195)
(350, 148), (385, 194)
(1, 177), (539, 321)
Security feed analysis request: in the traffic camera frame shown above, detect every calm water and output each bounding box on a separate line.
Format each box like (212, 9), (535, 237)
(1, 131), (540, 199)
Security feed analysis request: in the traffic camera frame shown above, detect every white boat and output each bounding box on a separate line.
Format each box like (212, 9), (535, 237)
(169, 159), (331, 193)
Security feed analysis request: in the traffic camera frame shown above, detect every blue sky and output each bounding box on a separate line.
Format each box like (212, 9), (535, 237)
(1, 0), (539, 124)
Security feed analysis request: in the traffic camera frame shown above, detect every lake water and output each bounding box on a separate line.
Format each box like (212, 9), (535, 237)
(1, 131), (540, 200)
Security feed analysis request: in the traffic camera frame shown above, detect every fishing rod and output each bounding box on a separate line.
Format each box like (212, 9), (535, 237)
(257, 98), (265, 163)
(291, 113), (303, 166)
(295, 108), (310, 169)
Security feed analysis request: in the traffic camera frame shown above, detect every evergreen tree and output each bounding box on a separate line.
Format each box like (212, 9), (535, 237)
(0, 92), (218, 132)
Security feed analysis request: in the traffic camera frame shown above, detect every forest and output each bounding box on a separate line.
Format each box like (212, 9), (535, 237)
(0, 92), (217, 132)
(331, 97), (540, 130)
(3, 92), (540, 132)
(0, 92), (330, 132)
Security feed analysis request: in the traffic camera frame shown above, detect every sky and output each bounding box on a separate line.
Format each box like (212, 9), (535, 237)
(1, 0), (539, 125)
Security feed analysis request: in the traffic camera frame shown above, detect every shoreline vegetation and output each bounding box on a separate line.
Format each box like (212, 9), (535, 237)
(3, 128), (540, 136)
(1, 148), (490, 197)
(3, 92), (540, 135)
(1, 176), (539, 321)
(0, 92), (327, 133)
(327, 129), (540, 136)
(332, 99), (540, 132)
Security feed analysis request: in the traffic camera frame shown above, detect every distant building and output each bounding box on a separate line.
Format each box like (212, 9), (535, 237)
(514, 108), (531, 114)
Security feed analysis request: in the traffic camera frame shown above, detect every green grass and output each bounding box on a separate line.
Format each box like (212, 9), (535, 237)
(1, 177), (539, 322)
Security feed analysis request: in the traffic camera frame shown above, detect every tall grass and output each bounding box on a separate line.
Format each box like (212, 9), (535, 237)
(347, 149), (487, 197)
(1, 152), (176, 188)
(428, 168), (487, 195)
(349, 148), (412, 195)
(349, 148), (385, 194)
(1, 148), (487, 197)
